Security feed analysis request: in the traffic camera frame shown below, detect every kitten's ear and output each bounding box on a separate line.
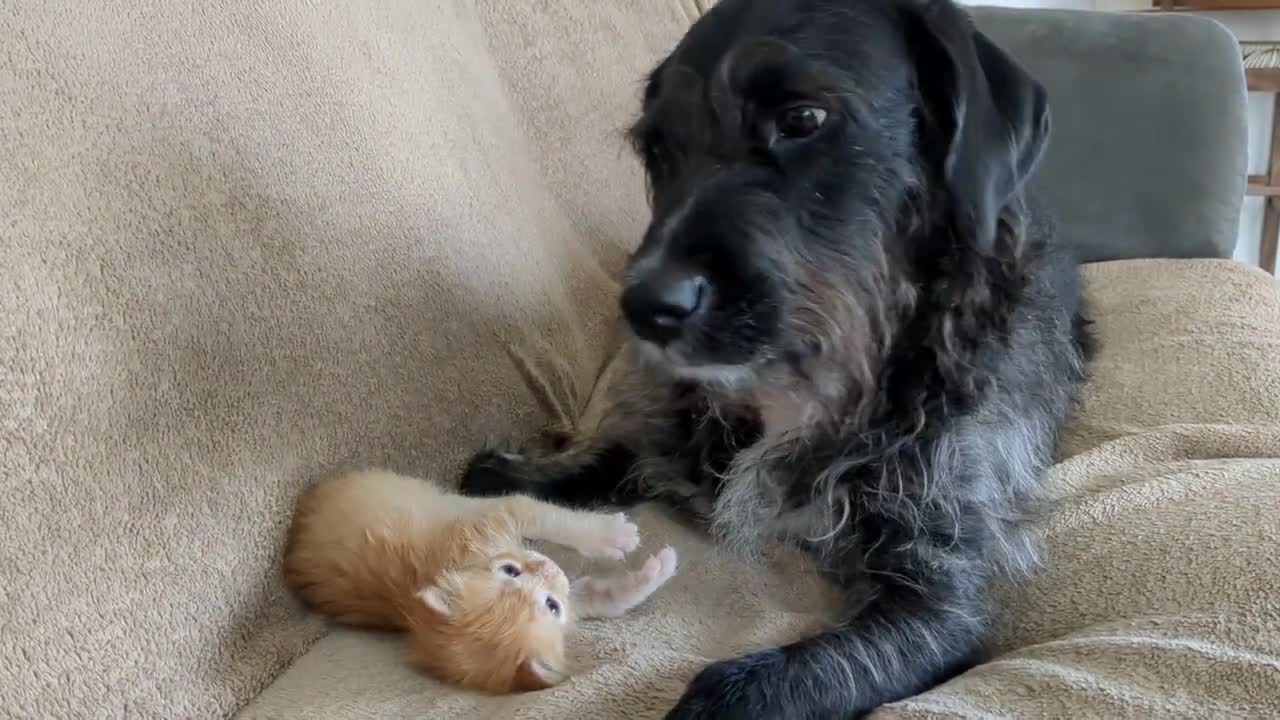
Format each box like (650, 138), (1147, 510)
(415, 587), (451, 618)
(512, 657), (566, 692)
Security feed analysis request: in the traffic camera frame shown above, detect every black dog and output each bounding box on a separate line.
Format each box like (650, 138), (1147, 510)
(461, 0), (1091, 717)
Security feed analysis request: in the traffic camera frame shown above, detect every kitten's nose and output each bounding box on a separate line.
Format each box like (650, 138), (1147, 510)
(621, 269), (708, 346)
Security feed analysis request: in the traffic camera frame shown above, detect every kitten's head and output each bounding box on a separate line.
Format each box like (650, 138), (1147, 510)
(404, 548), (572, 693)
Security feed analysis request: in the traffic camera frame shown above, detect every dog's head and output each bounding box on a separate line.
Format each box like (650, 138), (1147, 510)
(621, 0), (1050, 391)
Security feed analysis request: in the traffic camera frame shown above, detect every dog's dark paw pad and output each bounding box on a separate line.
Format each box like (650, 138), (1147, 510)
(459, 449), (528, 497)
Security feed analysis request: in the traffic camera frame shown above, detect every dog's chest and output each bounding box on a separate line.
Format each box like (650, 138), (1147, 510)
(752, 384), (823, 440)
(679, 386), (810, 494)
(684, 379), (826, 474)
(752, 360), (849, 438)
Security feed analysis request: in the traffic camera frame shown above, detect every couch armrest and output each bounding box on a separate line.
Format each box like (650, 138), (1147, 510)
(972, 7), (1248, 262)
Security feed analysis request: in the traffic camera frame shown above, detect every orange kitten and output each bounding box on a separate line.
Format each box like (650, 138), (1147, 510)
(283, 467), (677, 694)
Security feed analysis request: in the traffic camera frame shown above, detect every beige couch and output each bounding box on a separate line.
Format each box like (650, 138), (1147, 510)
(2, 2), (1278, 718)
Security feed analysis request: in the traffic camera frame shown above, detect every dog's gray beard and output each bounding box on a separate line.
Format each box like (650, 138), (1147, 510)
(633, 337), (759, 390)
(629, 334), (860, 560)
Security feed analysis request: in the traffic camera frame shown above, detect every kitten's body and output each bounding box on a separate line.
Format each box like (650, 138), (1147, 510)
(283, 468), (676, 693)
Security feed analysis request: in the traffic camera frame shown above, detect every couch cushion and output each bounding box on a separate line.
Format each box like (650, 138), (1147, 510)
(236, 259), (1280, 719)
(971, 8), (1247, 262)
(0, 1), (693, 717)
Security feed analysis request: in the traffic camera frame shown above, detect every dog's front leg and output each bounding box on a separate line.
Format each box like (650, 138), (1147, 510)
(663, 537), (988, 719)
(459, 351), (674, 507)
(664, 441), (992, 719)
(460, 436), (641, 508)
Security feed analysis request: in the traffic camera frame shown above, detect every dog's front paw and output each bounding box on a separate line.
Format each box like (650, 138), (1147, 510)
(665, 650), (788, 720)
(572, 512), (640, 561)
(459, 448), (530, 497)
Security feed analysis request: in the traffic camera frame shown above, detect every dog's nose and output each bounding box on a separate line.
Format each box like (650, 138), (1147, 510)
(621, 269), (707, 345)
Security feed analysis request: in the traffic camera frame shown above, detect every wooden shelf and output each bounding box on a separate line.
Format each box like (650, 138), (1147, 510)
(1249, 68), (1280, 93)
(1248, 175), (1280, 196)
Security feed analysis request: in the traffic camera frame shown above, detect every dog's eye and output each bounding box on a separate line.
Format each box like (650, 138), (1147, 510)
(545, 596), (561, 617)
(776, 105), (828, 139)
(499, 563), (521, 578)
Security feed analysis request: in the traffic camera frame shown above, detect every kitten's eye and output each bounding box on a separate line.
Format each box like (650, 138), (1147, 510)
(545, 597), (561, 617)
(776, 105), (828, 139)
(499, 563), (521, 578)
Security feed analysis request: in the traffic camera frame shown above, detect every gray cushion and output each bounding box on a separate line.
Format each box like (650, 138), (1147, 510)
(972, 7), (1247, 262)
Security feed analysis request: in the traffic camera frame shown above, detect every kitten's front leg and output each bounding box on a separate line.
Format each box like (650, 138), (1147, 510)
(503, 494), (640, 561)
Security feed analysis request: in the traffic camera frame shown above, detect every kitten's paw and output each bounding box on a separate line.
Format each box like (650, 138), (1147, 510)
(574, 512), (640, 561)
(573, 546), (678, 618)
(459, 449), (530, 497)
(640, 546), (679, 587)
(614, 546), (678, 597)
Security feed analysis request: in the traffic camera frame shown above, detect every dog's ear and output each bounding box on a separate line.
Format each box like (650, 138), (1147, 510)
(642, 59), (668, 107)
(905, 0), (1050, 249)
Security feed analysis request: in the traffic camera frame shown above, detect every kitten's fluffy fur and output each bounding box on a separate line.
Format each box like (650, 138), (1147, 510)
(283, 468), (677, 694)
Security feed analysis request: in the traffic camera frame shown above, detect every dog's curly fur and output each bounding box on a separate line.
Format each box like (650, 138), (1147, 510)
(460, 0), (1092, 717)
